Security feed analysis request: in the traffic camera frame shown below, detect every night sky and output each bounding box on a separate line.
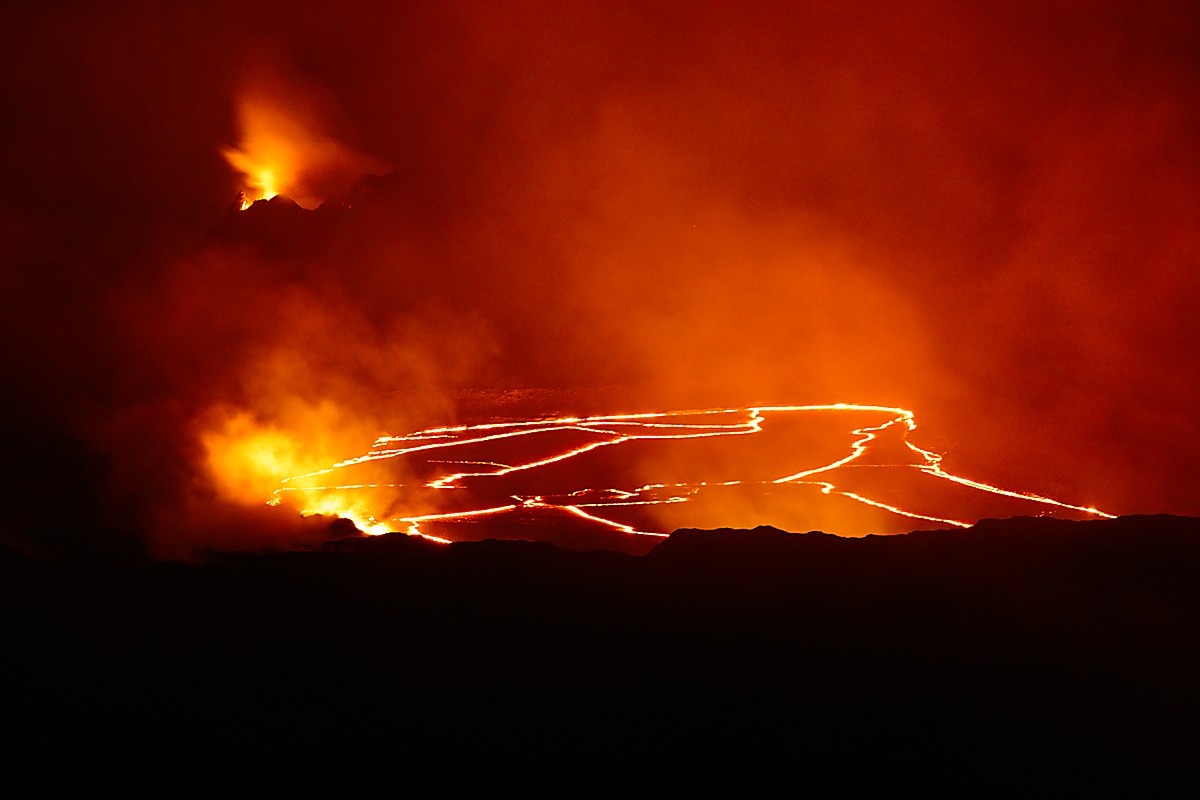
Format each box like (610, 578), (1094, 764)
(2, 1), (1198, 559)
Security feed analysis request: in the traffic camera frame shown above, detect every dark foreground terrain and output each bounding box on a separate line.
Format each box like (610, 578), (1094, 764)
(5, 515), (1199, 789)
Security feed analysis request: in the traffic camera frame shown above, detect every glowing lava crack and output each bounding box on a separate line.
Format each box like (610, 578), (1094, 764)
(271, 404), (1113, 549)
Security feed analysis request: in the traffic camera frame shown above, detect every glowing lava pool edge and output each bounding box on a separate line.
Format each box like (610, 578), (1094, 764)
(270, 404), (1114, 550)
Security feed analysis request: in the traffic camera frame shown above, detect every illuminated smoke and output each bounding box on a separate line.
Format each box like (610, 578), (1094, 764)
(221, 72), (386, 208)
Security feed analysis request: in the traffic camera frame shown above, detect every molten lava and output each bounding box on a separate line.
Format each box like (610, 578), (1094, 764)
(263, 404), (1113, 550)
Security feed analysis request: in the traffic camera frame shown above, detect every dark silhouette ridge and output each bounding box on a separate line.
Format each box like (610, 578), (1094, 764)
(202, 174), (404, 263)
(195, 170), (447, 285)
(4, 515), (1198, 786)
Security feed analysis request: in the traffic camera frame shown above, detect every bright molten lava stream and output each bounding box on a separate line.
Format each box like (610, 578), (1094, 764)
(268, 404), (1113, 552)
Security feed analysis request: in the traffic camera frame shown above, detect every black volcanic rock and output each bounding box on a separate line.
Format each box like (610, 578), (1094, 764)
(202, 170), (449, 256)
(205, 189), (363, 262)
(4, 515), (1199, 786)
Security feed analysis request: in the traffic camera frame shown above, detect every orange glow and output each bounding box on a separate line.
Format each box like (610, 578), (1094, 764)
(221, 77), (384, 209)
(561, 504), (668, 538)
(770, 409), (1114, 521)
(199, 400), (401, 538)
(221, 99), (295, 204)
(401, 505), (517, 543)
(261, 403), (1114, 546)
(202, 411), (308, 505)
